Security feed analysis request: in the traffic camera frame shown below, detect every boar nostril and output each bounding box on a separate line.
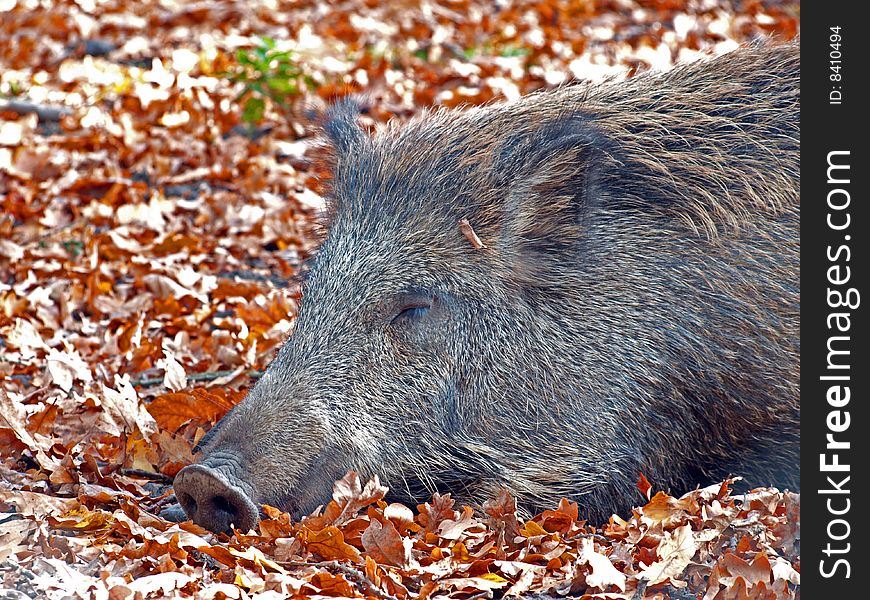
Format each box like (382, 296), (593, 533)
(177, 491), (197, 516)
(212, 495), (239, 520)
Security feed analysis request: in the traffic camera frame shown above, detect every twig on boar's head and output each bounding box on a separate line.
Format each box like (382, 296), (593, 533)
(459, 218), (487, 250)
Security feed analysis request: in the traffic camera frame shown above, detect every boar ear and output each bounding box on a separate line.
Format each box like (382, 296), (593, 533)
(321, 97), (366, 154)
(494, 118), (615, 284)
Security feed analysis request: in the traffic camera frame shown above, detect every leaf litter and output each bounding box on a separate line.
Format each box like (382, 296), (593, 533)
(1, 0), (799, 597)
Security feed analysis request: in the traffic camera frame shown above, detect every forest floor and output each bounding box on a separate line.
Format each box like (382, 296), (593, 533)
(1, 1), (799, 598)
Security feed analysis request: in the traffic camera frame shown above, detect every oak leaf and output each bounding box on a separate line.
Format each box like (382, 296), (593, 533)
(361, 518), (412, 568)
(304, 526), (363, 563)
(638, 523), (697, 586)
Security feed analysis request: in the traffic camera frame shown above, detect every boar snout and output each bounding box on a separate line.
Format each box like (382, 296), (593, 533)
(174, 463), (259, 533)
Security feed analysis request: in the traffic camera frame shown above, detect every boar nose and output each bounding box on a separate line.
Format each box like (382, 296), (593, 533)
(173, 464), (259, 533)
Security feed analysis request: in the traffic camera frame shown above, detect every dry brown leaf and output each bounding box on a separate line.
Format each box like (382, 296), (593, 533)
(361, 519), (411, 568)
(147, 389), (235, 432)
(437, 505), (481, 540)
(580, 537), (627, 592)
(304, 525), (363, 563)
(638, 523), (697, 586)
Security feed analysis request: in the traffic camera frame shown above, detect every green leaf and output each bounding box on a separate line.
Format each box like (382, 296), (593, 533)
(236, 49), (255, 66)
(269, 50), (293, 63)
(62, 240), (84, 257)
(242, 96), (266, 124)
(500, 46), (531, 57)
(266, 77), (298, 94)
(275, 63), (302, 77)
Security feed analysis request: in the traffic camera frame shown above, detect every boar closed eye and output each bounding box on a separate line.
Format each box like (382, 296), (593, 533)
(391, 302), (432, 325)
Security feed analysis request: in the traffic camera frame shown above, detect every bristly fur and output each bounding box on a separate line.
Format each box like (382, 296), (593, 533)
(178, 41), (799, 529)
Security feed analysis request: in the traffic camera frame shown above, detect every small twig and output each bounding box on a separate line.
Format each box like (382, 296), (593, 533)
(275, 560), (400, 600)
(217, 269), (291, 288)
(459, 218), (487, 250)
(0, 98), (72, 122)
(130, 369), (263, 388)
(129, 376), (167, 388)
(119, 468), (174, 484)
(9, 373), (33, 385)
(0, 514), (22, 526)
(152, 494), (179, 510)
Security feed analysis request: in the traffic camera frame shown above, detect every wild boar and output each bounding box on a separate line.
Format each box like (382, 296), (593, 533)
(173, 41), (800, 533)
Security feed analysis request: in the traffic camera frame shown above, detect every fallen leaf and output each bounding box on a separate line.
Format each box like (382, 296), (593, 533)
(638, 523), (697, 586)
(361, 518), (411, 568)
(99, 375), (158, 437)
(437, 506), (482, 540)
(637, 472), (652, 501)
(580, 537), (626, 592)
(305, 526), (363, 563)
(720, 551), (772, 586)
(157, 345), (188, 391)
(46, 347), (93, 392)
(640, 491), (699, 527)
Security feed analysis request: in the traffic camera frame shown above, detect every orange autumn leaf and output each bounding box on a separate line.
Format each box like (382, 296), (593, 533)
(304, 526), (363, 563)
(361, 519), (410, 568)
(147, 388), (240, 431)
(640, 491), (700, 526)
